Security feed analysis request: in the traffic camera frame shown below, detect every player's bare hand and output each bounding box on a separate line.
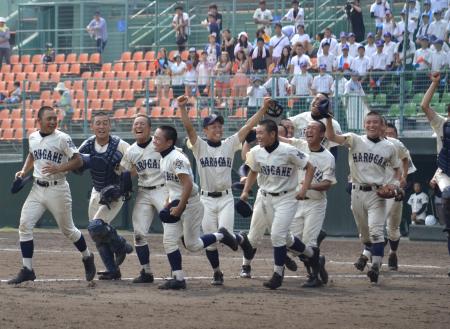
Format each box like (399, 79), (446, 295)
(240, 176), (247, 184)
(240, 191), (249, 202)
(430, 72), (440, 83)
(177, 95), (189, 108)
(399, 177), (407, 188)
(411, 213), (417, 221)
(262, 97), (273, 112)
(429, 179), (437, 189)
(15, 171), (25, 179)
(296, 189), (307, 200)
(170, 205), (184, 217)
(42, 164), (60, 175)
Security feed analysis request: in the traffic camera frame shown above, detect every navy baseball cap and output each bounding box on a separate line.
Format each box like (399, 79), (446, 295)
(322, 41), (330, 47)
(342, 44), (349, 50)
(348, 32), (355, 38)
(319, 63), (327, 69)
(432, 38), (443, 45)
(339, 32), (347, 38)
(235, 199), (253, 218)
(383, 32), (392, 38)
(94, 11), (100, 15)
(159, 200), (181, 223)
(358, 44), (365, 49)
(419, 35), (430, 42)
(300, 61), (308, 67)
(203, 114), (224, 128)
(367, 32), (374, 38)
(376, 40), (384, 47)
(10, 176), (32, 194)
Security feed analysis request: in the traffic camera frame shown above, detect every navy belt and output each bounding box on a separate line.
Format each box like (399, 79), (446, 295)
(352, 184), (380, 192)
(260, 190), (289, 197)
(201, 190), (229, 198)
(142, 184), (165, 190)
(36, 180), (58, 187)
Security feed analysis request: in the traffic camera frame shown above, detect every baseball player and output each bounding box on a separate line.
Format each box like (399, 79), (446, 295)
(8, 106), (96, 284)
(120, 114), (168, 283)
(179, 95), (269, 285)
(384, 122), (416, 270)
(420, 74), (450, 276)
(282, 120), (336, 286)
(153, 125), (239, 290)
(78, 111), (132, 280)
(240, 119), (323, 289)
(325, 110), (400, 283)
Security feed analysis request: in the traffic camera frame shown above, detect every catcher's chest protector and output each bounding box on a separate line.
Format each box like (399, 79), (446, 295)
(83, 136), (123, 192)
(438, 121), (450, 176)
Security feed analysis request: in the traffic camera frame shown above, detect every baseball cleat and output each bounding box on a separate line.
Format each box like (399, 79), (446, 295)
(158, 278), (186, 290)
(132, 269), (154, 283)
(318, 255), (328, 284)
(218, 227), (238, 251)
(367, 264), (380, 284)
(82, 253), (96, 281)
(285, 255), (298, 272)
(211, 271), (224, 286)
(240, 265), (252, 278)
(98, 269), (121, 280)
(7, 267), (36, 285)
(115, 242), (133, 267)
(388, 253), (398, 271)
(240, 232), (256, 260)
(302, 275), (322, 288)
(354, 254), (369, 271)
(263, 272), (283, 290)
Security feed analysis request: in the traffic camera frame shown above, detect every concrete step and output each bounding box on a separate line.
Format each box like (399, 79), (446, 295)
(409, 225), (447, 241)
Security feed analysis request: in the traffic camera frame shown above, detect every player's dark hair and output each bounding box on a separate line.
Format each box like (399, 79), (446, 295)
(258, 119), (278, 139)
(91, 111), (111, 122)
(159, 125), (178, 146)
(386, 122), (398, 135)
(37, 106), (55, 119)
(135, 113), (152, 127)
(366, 110), (383, 121)
(311, 120), (326, 133)
(14, 81), (20, 88)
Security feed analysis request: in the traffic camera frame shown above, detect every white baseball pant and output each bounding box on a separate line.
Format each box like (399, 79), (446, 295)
(385, 198), (403, 242)
(290, 198), (327, 247)
(19, 180), (81, 243)
(88, 188), (124, 224)
(132, 186), (168, 246)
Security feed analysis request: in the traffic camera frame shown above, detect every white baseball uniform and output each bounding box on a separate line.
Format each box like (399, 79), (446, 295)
(19, 130), (82, 243)
(385, 137), (416, 241)
(120, 138), (168, 246)
(289, 111), (342, 148)
(408, 192), (429, 221)
(187, 134), (241, 243)
(289, 138), (336, 247)
(342, 133), (400, 244)
(245, 142), (309, 248)
(159, 147), (204, 254)
(429, 114), (450, 192)
(79, 138), (130, 224)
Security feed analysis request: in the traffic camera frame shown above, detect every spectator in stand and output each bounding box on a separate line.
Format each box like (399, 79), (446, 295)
(335, 44), (353, 72)
(0, 17), (10, 67)
(205, 4), (222, 31)
(172, 5), (190, 52)
(196, 51), (210, 100)
(369, 40), (389, 96)
(429, 39), (448, 102)
(408, 182), (429, 225)
(416, 12), (431, 39)
(184, 61), (197, 97)
(393, 33), (416, 72)
(269, 23), (290, 65)
(382, 10), (397, 37)
(253, 28), (270, 47)
(318, 41), (336, 72)
(431, 0), (448, 14)
(204, 14), (221, 45)
(205, 33), (221, 70)
(370, 0), (390, 33)
(289, 43), (311, 74)
(275, 45), (292, 73)
(253, 0), (273, 37)
(282, 0), (304, 27)
(382, 32), (397, 68)
(413, 35), (432, 93)
(3, 81), (21, 104)
(234, 32), (253, 58)
(347, 32), (360, 58)
(429, 10), (447, 40)
(310, 32), (324, 58)
(332, 68), (349, 97)
(346, 0), (365, 42)
(337, 32), (348, 56)
(318, 27), (339, 56)
(221, 29), (236, 61)
(170, 53), (187, 100)
(430, 34), (450, 53)
(290, 61), (313, 111)
(86, 11), (108, 54)
(311, 64), (334, 96)
(246, 76), (268, 117)
(249, 37), (270, 74)
(364, 32), (377, 58)
(344, 71), (366, 131)
(396, 9), (416, 43)
(54, 82), (73, 132)
(290, 24), (311, 48)
(213, 52), (232, 106)
(155, 48), (171, 100)
(419, 0), (433, 26)
(351, 45), (370, 83)
(188, 47), (199, 68)
(233, 50), (250, 108)
(263, 67), (291, 108)
(42, 42), (55, 64)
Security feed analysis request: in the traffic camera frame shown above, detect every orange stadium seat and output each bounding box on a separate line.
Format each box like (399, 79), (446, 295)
(123, 89), (134, 101)
(113, 62), (123, 72)
(131, 80), (144, 91)
(31, 55), (42, 65)
(88, 90), (98, 100)
(119, 80), (131, 90)
(136, 61), (147, 72)
(15, 128), (24, 140)
(113, 108), (126, 119)
(25, 119), (35, 129)
(116, 71), (128, 79)
(159, 97), (171, 109)
(200, 108), (209, 118)
(85, 79), (95, 90)
(59, 63), (70, 74)
(126, 107), (137, 117)
(144, 51), (155, 61)
(25, 108), (34, 119)
(69, 64), (80, 75)
(20, 55), (31, 65)
(78, 53), (89, 64)
(66, 53), (77, 64)
(0, 109), (9, 120)
(150, 106), (162, 118)
(72, 80), (83, 91)
(93, 71), (104, 79)
(124, 62), (135, 72)
(10, 55), (19, 65)
(31, 99), (43, 110)
(1, 64), (11, 73)
(38, 72), (50, 82)
(81, 71), (92, 79)
(99, 90), (110, 100)
(120, 51), (132, 62)
(163, 107), (175, 117)
(101, 63), (112, 72)
(50, 72), (61, 82)
(0, 80), (6, 92)
(12, 119), (22, 129)
(104, 71), (115, 79)
(27, 72), (38, 81)
(132, 51), (144, 61)
(112, 90), (123, 101)
(47, 64), (58, 73)
(103, 99), (113, 111)
(89, 53), (101, 65)
(74, 90), (85, 100)
(90, 99), (102, 110)
(34, 64), (45, 73)
(54, 54), (65, 64)
(96, 80), (107, 90)
(1, 128), (14, 140)
(181, 51), (189, 61)
(140, 70), (151, 79)
(1, 118), (11, 129)
(40, 90), (51, 100)
(128, 71), (139, 80)
(29, 81), (40, 93)
(108, 80), (119, 90)
(4, 73), (14, 82)
(11, 108), (22, 120)
(15, 72), (26, 81)
(188, 108), (197, 119)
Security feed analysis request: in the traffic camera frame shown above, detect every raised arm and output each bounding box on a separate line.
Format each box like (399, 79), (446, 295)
(420, 73), (440, 122)
(177, 95), (198, 145)
(237, 97), (270, 142)
(325, 116), (346, 145)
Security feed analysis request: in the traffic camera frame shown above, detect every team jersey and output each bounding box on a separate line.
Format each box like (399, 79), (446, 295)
(120, 138), (165, 188)
(342, 133), (400, 186)
(385, 137), (417, 184)
(289, 111), (342, 148)
(187, 133), (241, 192)
(29, 129), (78, 181)
(407, 192), (429, 220)
(290, 138), (336, 199)
(246, 141), (309, 194)
(430, 113), (447, 153)
(160, 147), (198, 201)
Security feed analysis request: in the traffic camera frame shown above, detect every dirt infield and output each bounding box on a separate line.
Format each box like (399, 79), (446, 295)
(0, 230), (449, 329)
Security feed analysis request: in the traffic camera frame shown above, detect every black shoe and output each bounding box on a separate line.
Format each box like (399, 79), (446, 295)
(218, 227), (238, 251)
(302, 275), (323, 288)
(158, 278), (186, 290)
(8, 267), (36, 285)
(132, 269), (154, 283)
(367, 264), (380, 284)
(285, 255), (298, 272)
(211, 271), (224, 286)
(318, 255), (328, 284)
(354, 255), (369, 272)
(82, 254), (96, 281)
(317, 230), (327, 247)
(240, 232), (256, 260)
(263, 272), (283, 290)
(98, 269), (121, 280)
(115, 242), (133, 267)
(388, 253), (398, 271)
(240, 265), (251, 278)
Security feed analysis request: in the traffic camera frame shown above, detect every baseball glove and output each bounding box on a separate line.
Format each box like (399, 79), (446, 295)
(317, 98), (331, 118)
(377, 185), (404, 201)
(99, 185), (122, 209)
(266, 100), (284, 117)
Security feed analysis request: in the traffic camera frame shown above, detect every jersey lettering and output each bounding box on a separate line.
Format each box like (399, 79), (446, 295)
(352, 152), (386, 167)
(165, 172), (180, 183)
(33, 149), (63, 164)
(136, 158), (160, 172)
(260, 165), (293, 177)
(199, 157), (233, 168)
